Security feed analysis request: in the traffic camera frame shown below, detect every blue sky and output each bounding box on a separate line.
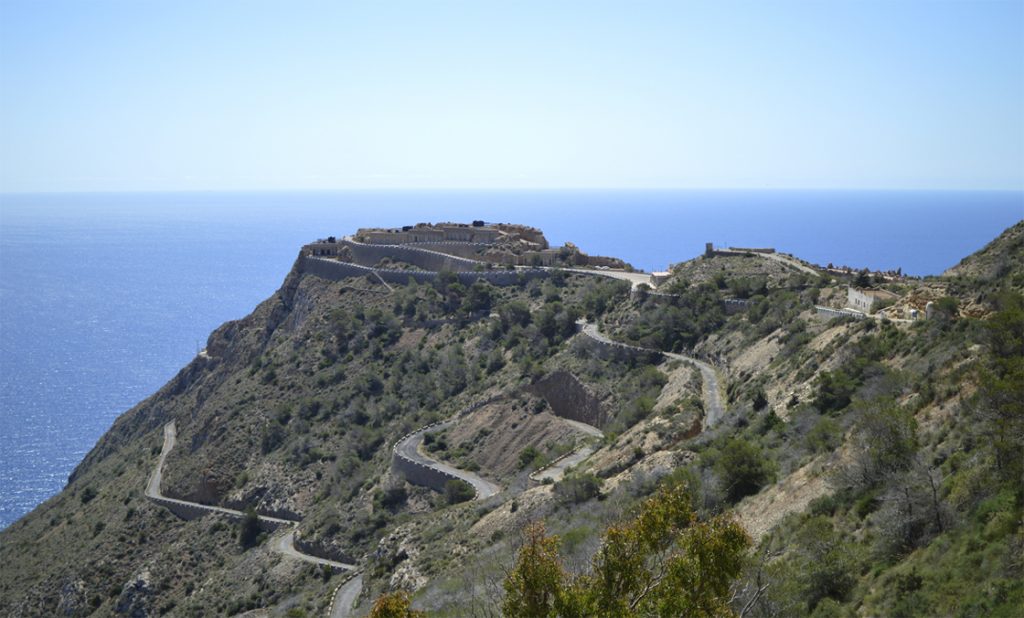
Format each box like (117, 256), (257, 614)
(1, 0), (1022, 192)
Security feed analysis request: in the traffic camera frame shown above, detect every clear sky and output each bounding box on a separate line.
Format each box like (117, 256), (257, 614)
(1, 0), (1022, 192)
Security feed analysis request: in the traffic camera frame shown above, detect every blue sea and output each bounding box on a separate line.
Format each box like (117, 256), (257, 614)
(0, 190), (1021, 529)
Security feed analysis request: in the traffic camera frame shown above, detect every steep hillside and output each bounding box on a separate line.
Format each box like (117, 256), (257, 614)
(944, 220), (1024, 292)
(1, 223), (1021, 618)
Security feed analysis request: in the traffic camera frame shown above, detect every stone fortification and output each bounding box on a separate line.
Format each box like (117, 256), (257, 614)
(355, 221), (549, 249)
(526, 371), (606, 429)
(704, 243), (776, 257)
(306, 239), (486, 271)
(299, 255), (548, 287)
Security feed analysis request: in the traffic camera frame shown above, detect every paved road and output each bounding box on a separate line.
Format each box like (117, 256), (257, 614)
(530, 445), (597, 483)
(330, 573), (364, 618)
(559, 267), (653, 290)
(757, 252), (821, 278)
(529, 418), (604, 483)
(662, 350), (725, 426)
(147, 422), (356, 571)
(394, 421), (502, 499)
(579, 321), (726, 427)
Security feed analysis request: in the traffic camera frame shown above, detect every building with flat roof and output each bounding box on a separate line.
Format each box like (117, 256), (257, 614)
(846, 287), (899, 314)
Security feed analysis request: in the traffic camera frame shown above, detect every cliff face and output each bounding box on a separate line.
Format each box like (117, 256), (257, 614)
(1, 225), (1021, 618)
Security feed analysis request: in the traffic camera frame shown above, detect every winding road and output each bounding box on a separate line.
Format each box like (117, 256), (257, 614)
(393, 420), (502, 499)
(579, 321), (726, 426)
(329, 574), (364, 618)
(146, 421), (362, 617)
(559, 267), (654, 290)
(529, 419), (605, 483)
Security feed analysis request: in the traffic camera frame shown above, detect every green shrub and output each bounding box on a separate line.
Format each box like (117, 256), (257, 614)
(711, 437), (776, 503)
(80, 486), (97, 504)
(238, 508), (262, 549)
(553, 473), (603, 504)
(444, 479), (475, 504)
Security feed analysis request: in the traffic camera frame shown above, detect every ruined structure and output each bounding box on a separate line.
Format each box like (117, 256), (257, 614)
(846, 286), (899, 314)
(355, 222), (549, 249)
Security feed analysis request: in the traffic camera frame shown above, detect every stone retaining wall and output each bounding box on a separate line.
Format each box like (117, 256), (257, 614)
(147, 496), (290, 533)
(299, 255), (548, 287)
(390, 395), (508, 495)
(577, 334), (662, 364)
(814, 305), (867, 320)
(391, 454), (464, 493)
(526, 371), (606, 429)
(294, 534), (356, 565)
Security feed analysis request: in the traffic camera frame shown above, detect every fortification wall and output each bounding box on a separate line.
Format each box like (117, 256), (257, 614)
(728, 247), (776, 254)
(339, 240), (484, 272)
(403, 242), (492, 260)
(526, 371), (606, 429)
(299, 256), (547, 287)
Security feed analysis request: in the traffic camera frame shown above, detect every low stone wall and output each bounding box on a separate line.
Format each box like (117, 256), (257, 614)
(577, 334), (662, 365)
(814, 306), (867, 320)
(724, 298), (754, 314)
(728, 247), (775, 254)
(403, 242), (492, 260)
(526, 371), (606, 429)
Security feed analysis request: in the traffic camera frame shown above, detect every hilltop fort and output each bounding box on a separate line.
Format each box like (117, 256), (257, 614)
(338, 221), (631, 269)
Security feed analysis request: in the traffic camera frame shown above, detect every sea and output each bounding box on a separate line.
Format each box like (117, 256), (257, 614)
(0, 190), (1021, 530)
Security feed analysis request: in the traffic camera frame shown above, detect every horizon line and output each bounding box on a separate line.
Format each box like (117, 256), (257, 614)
(3, 186), (1023, 197)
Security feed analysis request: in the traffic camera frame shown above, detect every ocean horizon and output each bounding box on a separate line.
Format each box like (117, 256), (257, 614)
(1, 188), (1021, 529)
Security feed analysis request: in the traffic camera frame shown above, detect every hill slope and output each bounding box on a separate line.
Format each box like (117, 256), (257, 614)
(1, 223), (1021, 617)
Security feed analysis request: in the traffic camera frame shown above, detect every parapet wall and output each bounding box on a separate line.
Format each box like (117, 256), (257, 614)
(577, 332), (662, 364)
(391, 396), (508, 494)
(527, 371), (606, 429)
(814, 306), (867, 320)
(299, 255), (548, 287)
(392, 455), (463, 493)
